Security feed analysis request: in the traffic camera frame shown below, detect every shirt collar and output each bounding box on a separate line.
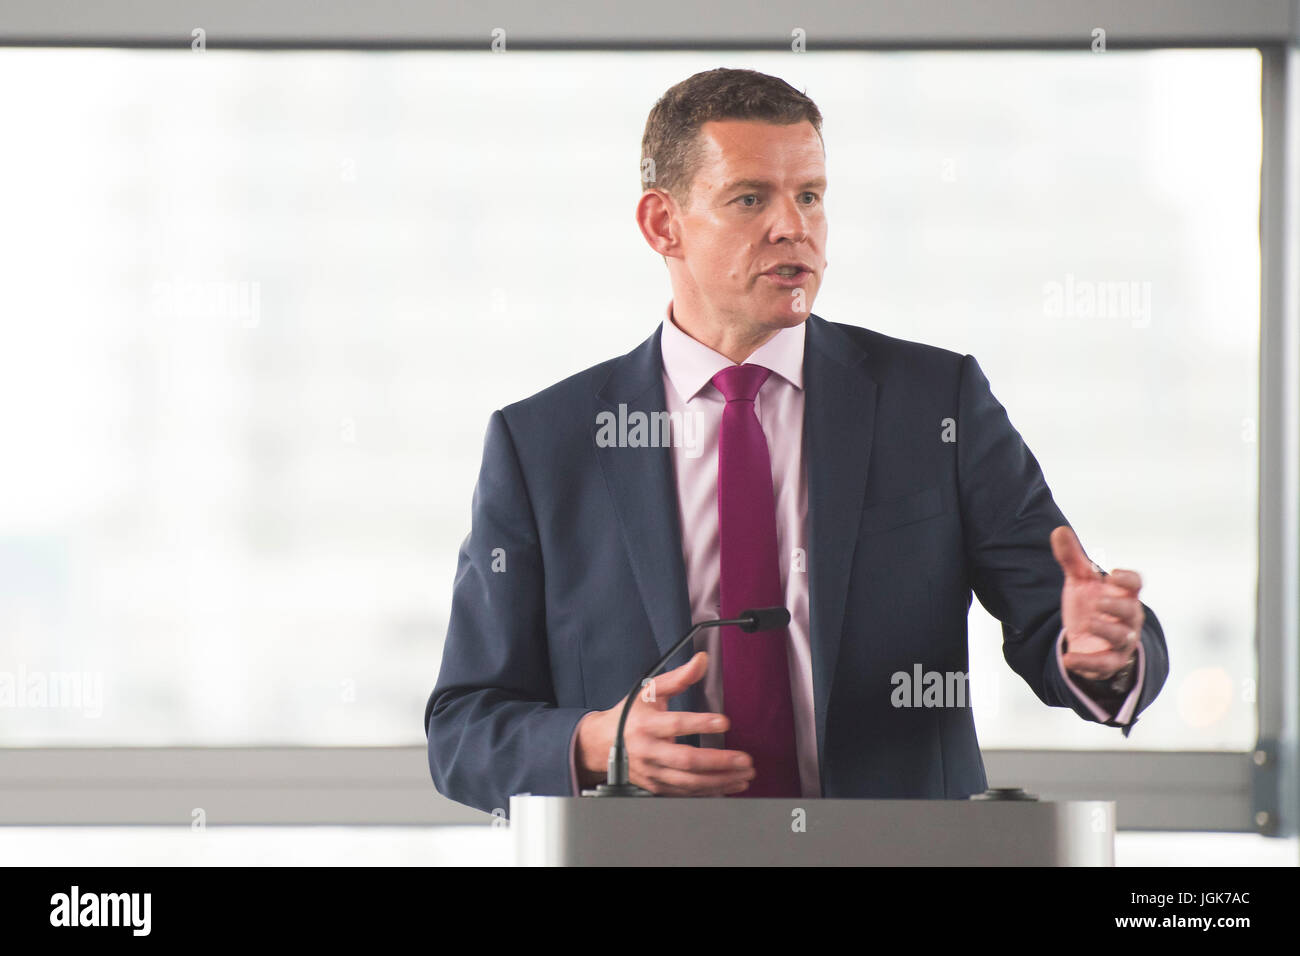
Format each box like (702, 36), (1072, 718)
(659, 300), (806, 403)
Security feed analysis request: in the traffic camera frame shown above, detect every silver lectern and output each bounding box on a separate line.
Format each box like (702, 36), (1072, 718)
(510, 792), (1114, 866)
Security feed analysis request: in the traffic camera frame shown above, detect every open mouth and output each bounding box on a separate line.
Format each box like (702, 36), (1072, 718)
(763, 268), (811, 285)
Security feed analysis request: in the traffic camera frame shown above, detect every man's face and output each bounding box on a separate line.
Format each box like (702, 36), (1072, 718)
(665, 119), (827, 332)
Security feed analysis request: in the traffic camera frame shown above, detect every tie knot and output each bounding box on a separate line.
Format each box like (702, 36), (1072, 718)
(711, 363), (772, 403)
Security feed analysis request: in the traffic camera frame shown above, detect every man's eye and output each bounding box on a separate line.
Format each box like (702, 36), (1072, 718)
(735, 192), (819, 207)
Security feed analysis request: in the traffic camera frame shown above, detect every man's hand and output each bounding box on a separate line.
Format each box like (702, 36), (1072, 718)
(575, 651), (755, 795)
(1050, 525), (1143, 681)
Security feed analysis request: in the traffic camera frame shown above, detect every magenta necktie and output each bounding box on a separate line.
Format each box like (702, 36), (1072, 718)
(712, 363), (801, 798)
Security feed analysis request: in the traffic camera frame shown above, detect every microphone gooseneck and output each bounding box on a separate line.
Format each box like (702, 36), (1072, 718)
(590, 606), (791, 797)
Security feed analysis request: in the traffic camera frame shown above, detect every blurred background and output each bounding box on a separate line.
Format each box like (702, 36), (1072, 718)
(0, 48), (1261, 750)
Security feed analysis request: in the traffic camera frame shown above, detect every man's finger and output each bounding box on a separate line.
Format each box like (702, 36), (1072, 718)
(641, 740), (753, 773)
(1050, 526), (1096, 581)
(1065, 632), (1110, 654)
(636, 764), (754, 796)
(1063, 645), (1137, 681)
(1096, 596), (1143, 629)
(640, 651), (709, 704)
(1082, 613), (1136, 646)
(1105, 568), (1143, 593)
(642, 709), (733, 739)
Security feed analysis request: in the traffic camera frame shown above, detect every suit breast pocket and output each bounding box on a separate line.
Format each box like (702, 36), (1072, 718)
(859, 484), (945, 537)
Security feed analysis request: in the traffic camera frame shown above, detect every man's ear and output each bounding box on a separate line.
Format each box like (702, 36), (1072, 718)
(636, 187), (682, 259)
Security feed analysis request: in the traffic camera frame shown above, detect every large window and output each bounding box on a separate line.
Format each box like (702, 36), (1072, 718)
(0, 48), (1260, 752)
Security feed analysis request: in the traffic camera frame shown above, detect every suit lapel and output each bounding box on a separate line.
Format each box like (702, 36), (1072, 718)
(592, 325), (702, 710)
(803, 315), (877, 772)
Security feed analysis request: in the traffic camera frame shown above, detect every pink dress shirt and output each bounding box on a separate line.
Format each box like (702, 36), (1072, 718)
(568, 303), (1144, 795)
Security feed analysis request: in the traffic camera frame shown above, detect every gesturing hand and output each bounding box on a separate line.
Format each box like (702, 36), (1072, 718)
(1050, 526), (1143, 682)
(574, 651), (755, 796)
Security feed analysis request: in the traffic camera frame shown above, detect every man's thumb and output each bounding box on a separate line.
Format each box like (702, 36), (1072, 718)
(1050, 525), (1096, 580)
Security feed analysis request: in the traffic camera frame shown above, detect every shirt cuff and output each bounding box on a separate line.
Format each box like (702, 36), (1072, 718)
(1056, 626), (1146, 726)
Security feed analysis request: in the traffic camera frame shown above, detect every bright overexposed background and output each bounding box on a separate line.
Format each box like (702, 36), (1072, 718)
(0, 48), (1260, 751)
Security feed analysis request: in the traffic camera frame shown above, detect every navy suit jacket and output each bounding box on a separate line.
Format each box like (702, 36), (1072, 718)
(424, 314), (1169, 815)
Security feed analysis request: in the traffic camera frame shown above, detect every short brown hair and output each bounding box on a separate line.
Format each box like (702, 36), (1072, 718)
(640, 68), (823, 208)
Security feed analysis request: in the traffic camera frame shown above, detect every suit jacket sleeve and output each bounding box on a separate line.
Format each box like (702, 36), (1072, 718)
(423, 409), (592, 814)
(955, 354), (1169, 736)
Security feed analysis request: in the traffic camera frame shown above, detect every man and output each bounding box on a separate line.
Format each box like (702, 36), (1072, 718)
(424, 68), (1168, 814)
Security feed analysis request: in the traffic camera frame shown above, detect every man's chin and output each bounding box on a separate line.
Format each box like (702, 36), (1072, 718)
(755, 290), (817, 328)
(763, 309), (811, 329)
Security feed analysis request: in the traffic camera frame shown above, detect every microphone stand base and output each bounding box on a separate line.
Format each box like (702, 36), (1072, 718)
(583, 782), (654, 797)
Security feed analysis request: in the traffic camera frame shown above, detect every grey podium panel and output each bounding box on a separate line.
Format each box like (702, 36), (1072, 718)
(511, 795), (1114, 866)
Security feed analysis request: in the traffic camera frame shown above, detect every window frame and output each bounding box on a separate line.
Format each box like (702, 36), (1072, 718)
(0, 0), (1294, 835)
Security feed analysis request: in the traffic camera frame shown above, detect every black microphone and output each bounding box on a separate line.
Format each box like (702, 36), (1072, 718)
(588, 606), (791, 797)
(738, 606), (790, 633)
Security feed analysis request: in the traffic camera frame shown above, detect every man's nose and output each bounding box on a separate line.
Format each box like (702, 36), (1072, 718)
(770, 197), (810, 243)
